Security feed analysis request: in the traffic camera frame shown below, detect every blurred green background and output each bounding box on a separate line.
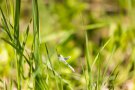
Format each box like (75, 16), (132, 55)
(1, 0), (135, 90)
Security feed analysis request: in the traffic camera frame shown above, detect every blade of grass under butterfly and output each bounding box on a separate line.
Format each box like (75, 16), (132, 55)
(62, 60), (75, 72)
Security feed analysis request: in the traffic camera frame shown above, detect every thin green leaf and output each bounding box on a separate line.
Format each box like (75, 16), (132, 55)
(85, 23), (108, 30)
(22, 25), (29, 48)
(85, 31), (92, 89)
(0, 8), (13, 41)
(91, 38), (111, 70)
(45, 43), (55, 75)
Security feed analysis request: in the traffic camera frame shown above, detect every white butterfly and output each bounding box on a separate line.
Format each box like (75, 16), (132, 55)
(57, 54), (75, 72)
(58, 54), (71, 61)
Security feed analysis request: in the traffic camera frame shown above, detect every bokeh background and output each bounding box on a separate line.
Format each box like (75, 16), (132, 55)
(1, 0), (135, 90)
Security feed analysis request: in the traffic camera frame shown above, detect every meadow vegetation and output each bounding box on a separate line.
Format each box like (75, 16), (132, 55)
(0, 0), (135, 90)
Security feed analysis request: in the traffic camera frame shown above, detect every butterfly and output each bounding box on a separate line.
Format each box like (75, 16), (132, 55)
(57, 54), (75, 72)
(58, 54), (71, 61)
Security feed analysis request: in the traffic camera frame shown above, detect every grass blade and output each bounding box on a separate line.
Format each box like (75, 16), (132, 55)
(0, 8), (13, 41)
(85, 31), (92, 90)
(91, 38), (111, 70)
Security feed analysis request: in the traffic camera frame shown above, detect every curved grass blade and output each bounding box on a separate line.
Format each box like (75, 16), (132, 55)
(91, 38), (111, 70)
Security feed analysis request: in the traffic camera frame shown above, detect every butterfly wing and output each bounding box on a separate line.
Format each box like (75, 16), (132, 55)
(64, 56), (71, 60)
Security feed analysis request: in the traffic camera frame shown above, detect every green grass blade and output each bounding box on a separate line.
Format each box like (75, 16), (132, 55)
(32, 0), (40, 69)
(85, 23), (108, 30)
(22, 25), (29, 48)
(108, 64), (120, 90)
(14, 0), (21, 42)
(102, 46), (116, 79)
(85, 31), (92, 90)
(14, 1), (22, 89)
(91, 38), (111, 70)
(32, 0), (46, 89)
(45, 43), (55, 75)
(0, 8), (13, 41)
